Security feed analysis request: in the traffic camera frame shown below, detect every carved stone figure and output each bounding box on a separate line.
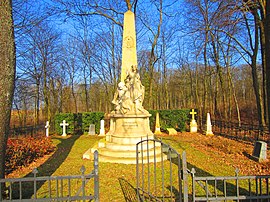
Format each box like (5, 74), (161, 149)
(112, 81), (133, 114)
(112, 65), (146, 114)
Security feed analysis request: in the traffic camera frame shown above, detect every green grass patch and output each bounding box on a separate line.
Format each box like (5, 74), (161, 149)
(9, 134), (259, 201)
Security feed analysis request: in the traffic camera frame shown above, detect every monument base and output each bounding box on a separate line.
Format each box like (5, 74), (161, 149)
(190, 120), (198, 133)
(83, 113), (163, 164)
(154, 127), (162, 135)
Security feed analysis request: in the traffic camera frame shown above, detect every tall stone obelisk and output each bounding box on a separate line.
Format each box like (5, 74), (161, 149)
(121, 10), (137, 82)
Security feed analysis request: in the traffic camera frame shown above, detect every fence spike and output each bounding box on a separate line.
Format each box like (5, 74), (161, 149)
(80, 165), (86, 175)
(235, 168), (239, 175)
(191, 168), (196, 174)
(32, 168), (38, 175)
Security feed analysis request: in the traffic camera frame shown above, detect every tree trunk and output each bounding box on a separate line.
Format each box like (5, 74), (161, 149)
(0, 0), (16, 179)
(265, 0), (270, 131)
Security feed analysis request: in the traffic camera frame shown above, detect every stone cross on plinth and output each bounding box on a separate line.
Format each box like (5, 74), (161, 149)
(60, 120), (69, 137)
(45, 121), (50, 137)
(190, 109), (198, 133)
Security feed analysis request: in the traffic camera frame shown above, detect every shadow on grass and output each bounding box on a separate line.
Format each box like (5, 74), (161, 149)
(168, 152), (252, 199)
(10, 135), (80, 199)
(119, 178), (139, 202)
(135, 141), (252, 201)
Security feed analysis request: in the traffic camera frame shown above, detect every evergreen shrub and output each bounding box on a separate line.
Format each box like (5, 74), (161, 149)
(54, 112), (104, 135)
(149, 109), (190, 132)
(54, 109), (189, 135)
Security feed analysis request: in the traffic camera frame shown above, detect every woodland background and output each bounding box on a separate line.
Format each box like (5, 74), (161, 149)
(10, 0), (270, 128)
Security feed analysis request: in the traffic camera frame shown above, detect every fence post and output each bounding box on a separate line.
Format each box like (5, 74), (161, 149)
(93, 150), (99, 202)
(235, 168), (239, 201)
(0, 181), (2, 201)
(190, 168), (196, 202)
(32, 168), (38, 200)
(182, 151), (189, 202)
(80, 165), (86, 201)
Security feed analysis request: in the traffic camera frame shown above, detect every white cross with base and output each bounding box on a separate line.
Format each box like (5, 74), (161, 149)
(60, 120), (69, 136)
(45, 121), (50, 137)
(190, 109), (197, 121)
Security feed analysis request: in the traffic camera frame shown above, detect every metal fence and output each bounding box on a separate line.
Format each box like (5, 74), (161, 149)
(190, 168), (270, 201)
(136, 138), (189, 202)
(136, 138), (270, 202)
(205, 119), (270, 143)
(0, 151), (99, 201)
(9, 124), (45, 138)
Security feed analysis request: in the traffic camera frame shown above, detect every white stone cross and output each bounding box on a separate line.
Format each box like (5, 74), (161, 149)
(45, 121), (50, 137)
(60, 120), (69, 136)
(190, 109), (197, 121)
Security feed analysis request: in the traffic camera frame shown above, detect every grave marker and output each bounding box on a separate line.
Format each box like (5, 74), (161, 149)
(206, 113), (213, 136)
(99, 120), (105, 136)
(252, 141), (267, 162)
(167, 128), (177, 135)
(88, 124), (95, 135)
(190, 109), (198, 133)
(154, 112), (162, 135)
(60, 120), (69, 137)
(45, 121), (50, 137)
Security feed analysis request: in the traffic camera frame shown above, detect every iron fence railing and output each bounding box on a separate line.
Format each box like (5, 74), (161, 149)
(136, 138), (189, 202)
(190, 168), (270, 201)
(202, 119), (270, 143)
(9, 124), (45, 138)
(136, 138), (270, 202)
(0, 151), (99, 201)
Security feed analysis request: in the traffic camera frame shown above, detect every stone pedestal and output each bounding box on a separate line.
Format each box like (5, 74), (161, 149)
(106, 114), (154, 143)
(83, 113), (162, 164)
(190, 119), (198, 133)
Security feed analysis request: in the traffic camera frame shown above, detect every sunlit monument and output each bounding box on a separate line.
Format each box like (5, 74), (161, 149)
(83, 9), (161, 164)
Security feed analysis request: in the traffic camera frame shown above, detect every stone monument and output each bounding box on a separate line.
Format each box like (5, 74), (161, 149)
(189, 109), (198, 133)
(205, 113), (214, 136)
(83, 9), (162, 164)
(154, 112), (162, 135)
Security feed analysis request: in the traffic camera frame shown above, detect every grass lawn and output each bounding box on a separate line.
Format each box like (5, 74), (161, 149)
(7, 132), (270, 201)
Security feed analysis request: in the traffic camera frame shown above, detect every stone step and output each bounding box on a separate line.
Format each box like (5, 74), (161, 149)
(110, 134), (155, 144)
(104, 141), (161, 151)
(97, 152), (166, 164)
(98, 145), (163, 158)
